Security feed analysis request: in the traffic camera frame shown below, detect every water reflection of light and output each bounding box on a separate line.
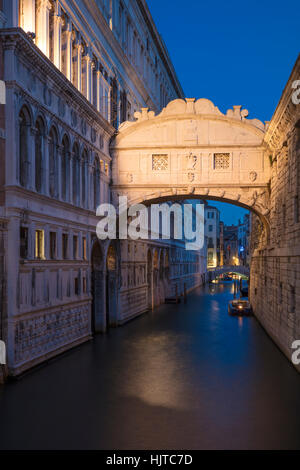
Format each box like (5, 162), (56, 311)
(124, 333), (190, 410)
(238, 317), (243, 327)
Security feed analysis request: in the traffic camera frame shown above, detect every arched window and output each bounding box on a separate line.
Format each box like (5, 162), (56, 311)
(49, 126), (58, 198)
(72, 143), (80, 205)
(19, 107), (31, 188)
(35, 117), (45, 193)
(94, 156), (100, 209)
(61, 135), (70, 201)
(81, 149), (88, 208)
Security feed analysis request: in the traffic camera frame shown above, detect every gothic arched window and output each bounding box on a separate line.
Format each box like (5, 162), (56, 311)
(35, 117), (45, 193)
(19, 106), (31, 188)
(61, 135), (70, 201)
(49, 126), (58, 198)
(72, 142), (80, 205)
(81, 149), (88, 208)
(94, 156), (100, 210)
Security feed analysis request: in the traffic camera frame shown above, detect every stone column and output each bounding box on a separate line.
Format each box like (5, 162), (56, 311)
(88, 161), (94, 210)
(69, 151), (73, 204)
(35, 0), (52, 57)
(53, 13), (62, 70)
(108, 84), (112, 123)
(96, 69), (101, 112)
(62, 19), (72, 81)
(19, 0), (36, 34)
(29, 126), (37, 192)
(90, 59), (96, 105)
(44, 135), (50, 196)
(74, 42), (83, 92)
(56, 144), (62, 200)
(81, 51), (92, 100)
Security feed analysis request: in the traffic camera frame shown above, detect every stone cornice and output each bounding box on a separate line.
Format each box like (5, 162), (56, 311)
(264, 54), (300, 151)
(5, 185), (99, 223)
(0, 28), (115, 137)
(79, 0), (183, 110)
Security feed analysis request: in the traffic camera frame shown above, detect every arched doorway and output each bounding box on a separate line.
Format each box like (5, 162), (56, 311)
(147, 250), (153, 310)
(91, 241), (105, 333)
(106, 244), (118, 328)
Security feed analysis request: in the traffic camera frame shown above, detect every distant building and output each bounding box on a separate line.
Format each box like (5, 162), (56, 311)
(223, 214), (250, 266)
(237, 214), (250, 266)
(223, 225), (238, 265)
(205, 206), (220, 268)
(219, 221), (224, 266)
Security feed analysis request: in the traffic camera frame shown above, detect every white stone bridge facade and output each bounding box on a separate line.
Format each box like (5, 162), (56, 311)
(111, 83), (300, 372)
(111, 97), (271, 244)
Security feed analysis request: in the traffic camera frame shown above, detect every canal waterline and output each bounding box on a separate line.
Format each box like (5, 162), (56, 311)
(0, 283), (300, 450)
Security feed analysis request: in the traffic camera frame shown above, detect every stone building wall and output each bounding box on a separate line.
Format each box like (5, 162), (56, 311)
(250, 55), (300, 371)
(0, 0), (184, 377)
(119, 239), (206, 323)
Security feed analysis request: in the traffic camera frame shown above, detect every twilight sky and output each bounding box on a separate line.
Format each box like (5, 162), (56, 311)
(147, 0), (299, 225)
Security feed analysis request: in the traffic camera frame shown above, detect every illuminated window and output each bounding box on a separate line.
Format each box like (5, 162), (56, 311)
(214, 153), (230, 170)
(35, 230), (45, 260)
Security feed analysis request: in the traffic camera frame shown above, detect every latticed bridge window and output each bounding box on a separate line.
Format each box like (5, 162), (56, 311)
(214, 153), (230, 170)
(152, 155), (168, 171)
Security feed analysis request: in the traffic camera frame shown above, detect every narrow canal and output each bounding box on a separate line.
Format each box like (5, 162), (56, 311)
(1, 282), (300, 450)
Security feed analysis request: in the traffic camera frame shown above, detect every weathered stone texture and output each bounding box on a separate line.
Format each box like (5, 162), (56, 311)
(250, 56), (300, 371)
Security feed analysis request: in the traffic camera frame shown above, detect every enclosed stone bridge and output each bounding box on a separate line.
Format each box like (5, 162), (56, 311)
(111, 98), (271, 244)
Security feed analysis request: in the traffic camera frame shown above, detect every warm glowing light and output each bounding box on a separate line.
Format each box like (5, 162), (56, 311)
(19, 0), (36, 35)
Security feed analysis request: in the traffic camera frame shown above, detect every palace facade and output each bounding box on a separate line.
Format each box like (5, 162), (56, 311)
(0, 0), (207, 380)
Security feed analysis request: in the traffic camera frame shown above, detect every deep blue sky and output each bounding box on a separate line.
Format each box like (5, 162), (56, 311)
(147, 0), (299, 224)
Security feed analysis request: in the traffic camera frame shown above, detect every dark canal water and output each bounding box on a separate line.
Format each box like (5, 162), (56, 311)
(1, 282), (300, 450)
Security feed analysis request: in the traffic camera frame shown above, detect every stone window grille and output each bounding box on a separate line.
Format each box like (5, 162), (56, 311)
(214, 153), (230, 170)
(152, 155), (168, 171)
